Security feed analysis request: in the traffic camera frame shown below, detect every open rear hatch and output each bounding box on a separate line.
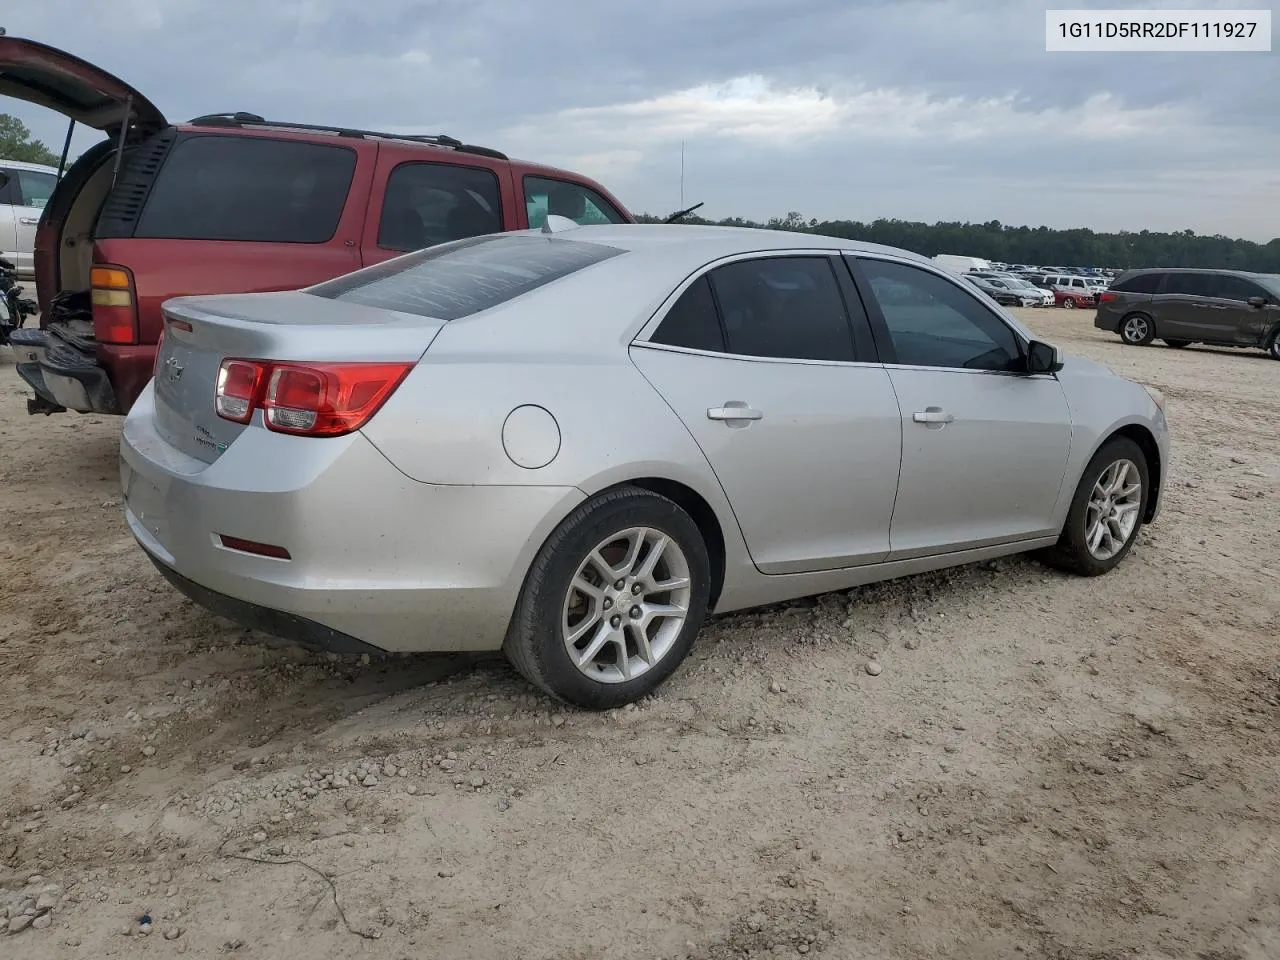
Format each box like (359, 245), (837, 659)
(0, 35), (164, 133)
(0, 36), (168, 410)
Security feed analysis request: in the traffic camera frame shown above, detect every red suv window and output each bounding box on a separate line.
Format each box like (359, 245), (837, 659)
(133, 135), (357, 243)
(377, 162), (504, 253)
(523, 176), (627, 229)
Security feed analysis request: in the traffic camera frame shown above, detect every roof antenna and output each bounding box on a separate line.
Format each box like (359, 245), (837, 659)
(680, 140), (685, 209)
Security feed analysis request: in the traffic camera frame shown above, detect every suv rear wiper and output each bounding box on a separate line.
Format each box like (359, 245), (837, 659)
(663, 202), (704, 224)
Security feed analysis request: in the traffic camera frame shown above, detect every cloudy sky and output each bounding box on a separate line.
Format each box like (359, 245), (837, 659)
(5, 0), (1278, 240)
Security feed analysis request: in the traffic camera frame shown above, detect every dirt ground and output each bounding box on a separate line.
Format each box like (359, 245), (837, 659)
(1, 307), (1277, 960)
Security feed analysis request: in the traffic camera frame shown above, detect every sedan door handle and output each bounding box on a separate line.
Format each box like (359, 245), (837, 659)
(19, 218), (39, 225)
(708, 402), (763, 422)
(913, 408), (954, 424)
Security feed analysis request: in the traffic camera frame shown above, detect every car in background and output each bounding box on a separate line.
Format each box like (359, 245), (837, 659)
(0, 159), (58, 278)
(1040, 274), (1099, 302)
(120, 223), (1168, 708)
(1054, 287), (1097, 309)
(966, 274), (1052, 307)
(1095, 268), (1280, 359)
(970, 272), (1055, 304)
(0, 35), (633, 419)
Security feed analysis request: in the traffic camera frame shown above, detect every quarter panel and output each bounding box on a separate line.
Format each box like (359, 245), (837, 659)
(359, 328), (725, 492)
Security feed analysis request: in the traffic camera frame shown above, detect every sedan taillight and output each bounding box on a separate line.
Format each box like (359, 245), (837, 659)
(214, 360), (413, 437)
(1098, 292), (1118, 302)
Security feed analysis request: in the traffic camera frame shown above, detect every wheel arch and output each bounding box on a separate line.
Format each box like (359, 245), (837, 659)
(1099, 423), (1163, 523)
(608, 477), (728, 609)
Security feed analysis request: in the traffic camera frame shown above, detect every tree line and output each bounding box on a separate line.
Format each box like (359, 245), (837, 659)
(636, 210), (1280, 273)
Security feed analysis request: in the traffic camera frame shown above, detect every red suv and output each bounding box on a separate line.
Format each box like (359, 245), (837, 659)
(0, 37), (634, 416)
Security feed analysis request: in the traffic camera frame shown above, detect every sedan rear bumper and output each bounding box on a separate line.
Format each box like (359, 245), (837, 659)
(121, 384), (585, 653)
(144, 550), (384, 655)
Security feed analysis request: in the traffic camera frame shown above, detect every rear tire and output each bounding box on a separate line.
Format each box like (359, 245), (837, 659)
(503, 486), (711, 709)
(1038, 436), (1150, 577)
(1162, 339), (1190, 348)
(1120, 313), (1156, 346)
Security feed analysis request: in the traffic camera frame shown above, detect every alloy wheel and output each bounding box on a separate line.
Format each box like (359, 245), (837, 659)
(1085, 459), (1143, 561)
(1122, 316), (1150, 343)
(561, 527), (693, 683)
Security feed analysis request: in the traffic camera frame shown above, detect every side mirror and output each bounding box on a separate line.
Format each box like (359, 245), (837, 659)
(1025, 339), (1064, 374)
(1247, 296), (1267, 308)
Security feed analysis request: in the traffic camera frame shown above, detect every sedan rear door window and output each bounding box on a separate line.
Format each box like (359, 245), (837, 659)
(649, 276), (726, 353)
(857, 258), (1022, 372)
(708, 257), (857, 362)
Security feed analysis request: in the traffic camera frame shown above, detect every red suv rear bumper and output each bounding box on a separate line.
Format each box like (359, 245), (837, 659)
(11, 331), (153, 415)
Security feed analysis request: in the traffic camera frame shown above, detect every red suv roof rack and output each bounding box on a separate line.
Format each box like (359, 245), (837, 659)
(185, 113), (509, 160)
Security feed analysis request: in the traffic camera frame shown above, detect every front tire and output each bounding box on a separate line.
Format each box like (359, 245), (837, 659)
(1039, 436), (1150, 577)
(1120, 313), (1156, 346)
(1268, 329), (1280, 361)
(503, 486), (712, 709)
(1061, 297), (1076, 309)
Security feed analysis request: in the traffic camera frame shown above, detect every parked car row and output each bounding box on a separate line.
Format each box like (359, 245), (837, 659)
(961, 272), (1055, 307)
(931, 256), (1108, 309)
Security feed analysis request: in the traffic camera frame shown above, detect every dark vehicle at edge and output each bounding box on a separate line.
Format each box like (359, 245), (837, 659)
(1096, 268), (1280, 360)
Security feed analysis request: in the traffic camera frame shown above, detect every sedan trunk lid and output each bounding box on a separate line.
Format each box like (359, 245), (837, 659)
(153, 291), (446, 464)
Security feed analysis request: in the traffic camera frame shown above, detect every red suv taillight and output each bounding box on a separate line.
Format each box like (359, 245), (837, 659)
(90, 265), (140, 344)
(214, 360), (413, 437)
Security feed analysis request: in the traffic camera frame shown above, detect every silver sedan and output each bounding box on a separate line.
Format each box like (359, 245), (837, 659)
(120, 223), (1170, 708)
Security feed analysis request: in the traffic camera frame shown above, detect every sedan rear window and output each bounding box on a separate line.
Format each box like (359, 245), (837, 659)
(306, 234), (624, 321)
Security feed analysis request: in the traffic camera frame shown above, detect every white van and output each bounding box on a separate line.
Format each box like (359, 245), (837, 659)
(0, 159), (59, 279)
(932, 254), (992, 274)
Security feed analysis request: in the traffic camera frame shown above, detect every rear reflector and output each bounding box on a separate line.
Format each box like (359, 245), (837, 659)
(90, 264), (139, 344)
(214, 359), (413, 437)
(217, 535), (291, 560)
